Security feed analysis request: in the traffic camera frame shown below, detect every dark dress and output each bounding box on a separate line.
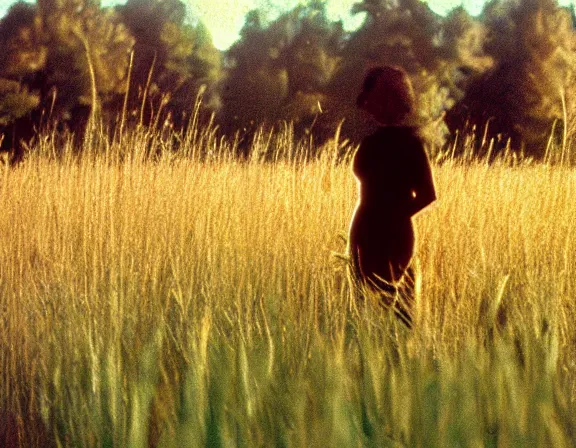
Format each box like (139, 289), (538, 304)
(349, 126), (435, 325)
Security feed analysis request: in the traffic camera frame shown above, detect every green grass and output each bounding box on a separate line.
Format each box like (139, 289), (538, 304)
(1, 127), (576, 446)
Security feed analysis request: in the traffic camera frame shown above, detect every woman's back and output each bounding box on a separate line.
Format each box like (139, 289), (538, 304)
(354, 126), (431, 219)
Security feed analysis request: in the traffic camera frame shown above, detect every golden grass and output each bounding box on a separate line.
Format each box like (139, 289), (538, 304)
(1, 129), (576, 445)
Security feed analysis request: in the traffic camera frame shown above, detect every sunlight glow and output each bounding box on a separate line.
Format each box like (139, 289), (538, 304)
(188, 0), (365, 50)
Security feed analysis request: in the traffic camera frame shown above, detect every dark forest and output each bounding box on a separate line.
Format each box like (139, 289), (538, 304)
(0, 0), (575, 161)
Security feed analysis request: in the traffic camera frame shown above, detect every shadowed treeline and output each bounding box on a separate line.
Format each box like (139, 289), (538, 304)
(0, 0), (575, 161)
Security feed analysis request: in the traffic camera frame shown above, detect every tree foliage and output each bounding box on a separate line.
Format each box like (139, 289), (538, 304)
(221, 2), (345, 146)
(0, 2), (44, 126)
(118, 0), (222, 128)
(327, 0), (493, 147)
(0, 0), (221, 158)
(0, 0), (575, 160)
(446, 0), (576, 158)
(35, 0), (135, 124)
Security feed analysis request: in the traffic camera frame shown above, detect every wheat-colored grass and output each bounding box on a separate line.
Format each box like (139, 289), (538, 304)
(1, 128), (576, 446)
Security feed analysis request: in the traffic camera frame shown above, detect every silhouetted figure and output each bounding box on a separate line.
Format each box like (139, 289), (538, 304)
(349, 66), (436, 328)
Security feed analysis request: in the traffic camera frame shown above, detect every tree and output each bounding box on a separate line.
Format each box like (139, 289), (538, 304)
(0, 2), (45, 126)
(279, 1), (345, 142)
(325, 0), (492, 148)
(222, 9), (291, 138)
(36, 0), (135, 131)
(446, 0), (576, 158)
(117, 0), (222, 129)
(222, 2), (345, 149)
(0, 2), (45, 159)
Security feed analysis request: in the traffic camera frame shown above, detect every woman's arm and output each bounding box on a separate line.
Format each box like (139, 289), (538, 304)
(408, 141), (436, 217)
(352, 137), (371, 181)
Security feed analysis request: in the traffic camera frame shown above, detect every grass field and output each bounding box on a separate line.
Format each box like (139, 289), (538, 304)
(1, 127), (576, 446)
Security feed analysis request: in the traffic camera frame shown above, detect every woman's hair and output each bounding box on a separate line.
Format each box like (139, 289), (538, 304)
(360, 66), (415, 119)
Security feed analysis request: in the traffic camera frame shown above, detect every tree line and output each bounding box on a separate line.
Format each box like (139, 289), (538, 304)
(0, 0), (574, 161)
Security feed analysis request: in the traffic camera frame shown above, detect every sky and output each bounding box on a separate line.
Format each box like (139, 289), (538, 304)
(0, 0), (573, 50)
(186, 0), (487, 49)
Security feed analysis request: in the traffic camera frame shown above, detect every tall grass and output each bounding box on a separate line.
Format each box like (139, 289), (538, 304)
(1, 125), (576, 446)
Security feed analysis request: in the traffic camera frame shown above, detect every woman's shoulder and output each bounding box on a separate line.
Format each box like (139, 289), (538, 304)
(363, 126), (423, 147)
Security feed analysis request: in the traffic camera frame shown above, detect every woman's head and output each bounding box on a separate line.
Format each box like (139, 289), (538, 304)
(357, 66), (415, 126)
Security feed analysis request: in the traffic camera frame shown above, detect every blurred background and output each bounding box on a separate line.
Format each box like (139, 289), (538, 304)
(0, 0), (575, 161)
